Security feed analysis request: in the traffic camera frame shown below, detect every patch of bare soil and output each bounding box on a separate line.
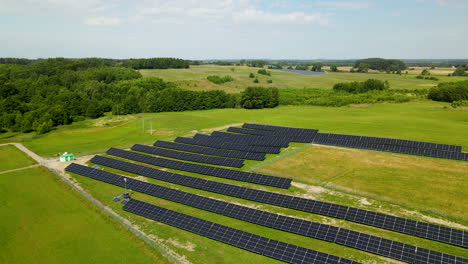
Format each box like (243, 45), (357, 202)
(0, 164), (40, 174)
(291, 182), (326, 199)
(402, 210), (468, 231)
(167, 238), (196, 252)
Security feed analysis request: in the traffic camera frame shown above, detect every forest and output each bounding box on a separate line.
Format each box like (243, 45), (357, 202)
(0, 58), (235, 134)
(354, 58), (407, 72)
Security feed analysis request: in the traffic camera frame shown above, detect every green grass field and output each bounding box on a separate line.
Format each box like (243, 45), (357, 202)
(140, 65), (467, 93)
(69, 148), (468, 264)
(0, 166), (169, 264)
(0, 145), (36, 172)
(2, 101), (467, 157)
(257, 145), (468, 224)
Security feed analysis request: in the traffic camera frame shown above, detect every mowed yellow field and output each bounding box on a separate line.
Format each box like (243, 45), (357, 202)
(256, 145), (468, 224)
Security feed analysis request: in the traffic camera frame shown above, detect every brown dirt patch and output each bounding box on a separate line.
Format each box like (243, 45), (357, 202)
(201, 123), (244, 133)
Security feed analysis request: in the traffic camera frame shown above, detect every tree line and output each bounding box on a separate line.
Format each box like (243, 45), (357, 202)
(0, 57), (191, 70)
(354, 58), (406, 72)
(333, 79), (390, 93)
(0, 58), (281, 134)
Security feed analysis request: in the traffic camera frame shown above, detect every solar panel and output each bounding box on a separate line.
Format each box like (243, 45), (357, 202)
(154, 140), (266, 161)
(123, 199), (360, 264)
(132, 144), (245, 168)
(312, 133), (466, 161)
(208, 131), (290, 147)
(241, 123), (318, 143)
(87, 156), (467, 249)
(111, 148), (292, 189)
(175, 136), (282, 154)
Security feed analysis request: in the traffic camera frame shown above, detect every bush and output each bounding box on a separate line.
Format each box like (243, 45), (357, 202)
(295, 65), (308, 70)
(240, 87), (279, 109)
(257, 69), (271, 76)
(253, 78), (259, 83)
(333, 79), (389, 93)
(416, 75), (438, 81)
(452, 66), (467, 76)
(279, 89), (413, 107)
(249, 73), (255, 78)
(267, 80), (273, 83)
(421, 69), (430, 75)
(451, 100), (468, 108)
(206, 75), (234, 84)
(428, 80), (468, 102)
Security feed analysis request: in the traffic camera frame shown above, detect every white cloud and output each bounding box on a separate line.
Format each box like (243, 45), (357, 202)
(233, 9), (331, 25)
(137, 0), (330, 25)
(318, 1), (373, 9)
(0, 0), (334, 27)
(83, 16), (122, 26)
(415, 0), (468, 8)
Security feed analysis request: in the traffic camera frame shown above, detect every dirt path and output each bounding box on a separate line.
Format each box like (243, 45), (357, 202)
(0, 143), (45, 165)
(0, 164), (41, 174)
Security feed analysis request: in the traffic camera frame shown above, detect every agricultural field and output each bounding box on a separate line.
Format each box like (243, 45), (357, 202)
(0, 145), (36, 172)
(0, 149), (169, 264)
(140, 65), (467, 93)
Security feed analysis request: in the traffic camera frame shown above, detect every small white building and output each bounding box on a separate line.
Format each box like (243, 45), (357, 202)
(60, 152), (75, 162)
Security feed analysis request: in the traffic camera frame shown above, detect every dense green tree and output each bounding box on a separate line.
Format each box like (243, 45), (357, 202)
(428, 80), (468, 102)
(333, 79), (389, 93)
(357, 63), (370, 73)
(330, 65), (338, 72)
(257, 69), (271, 76)
(354, 58), (406, 71)
(37, 119), (53, 134)
(206, 75), (234, 84)
(311, 63), (323, 72)
(452, 66), (467, 76)
(421, 69), (431, 75)
(295, 65), (308, 70)
(240, 87), (279, 109)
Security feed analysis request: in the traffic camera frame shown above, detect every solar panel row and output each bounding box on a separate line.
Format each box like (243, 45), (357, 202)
(194, 133), (288, 148)
(65, 163), (467, 263)
(106, 149), (292, 189)
(175, 136), (282, 154)
(89, 156), (467, 249)
(123, 199), (360, 264)
(209, 131), (290, 147)
(241, 123), (318, 143)
(242, 123), (318, 135)
(237, 123), (466, 160)
(313, 135), (468, 161)
(132, 144), (245, 168)
(154, 140), (266, 161)
(313, 133), (462, 152)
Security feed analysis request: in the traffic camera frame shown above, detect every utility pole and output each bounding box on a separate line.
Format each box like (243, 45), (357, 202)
(149, 117), (154, 135)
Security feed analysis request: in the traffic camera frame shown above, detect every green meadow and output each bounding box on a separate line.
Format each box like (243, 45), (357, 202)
(0, 155), (169, 263)
(0, 145), (36, 171)
(2, 101), (467, 157)
(140, 65), (467, 93)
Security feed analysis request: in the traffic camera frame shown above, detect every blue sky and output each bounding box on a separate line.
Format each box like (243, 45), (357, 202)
(1, 0), (467, 59)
